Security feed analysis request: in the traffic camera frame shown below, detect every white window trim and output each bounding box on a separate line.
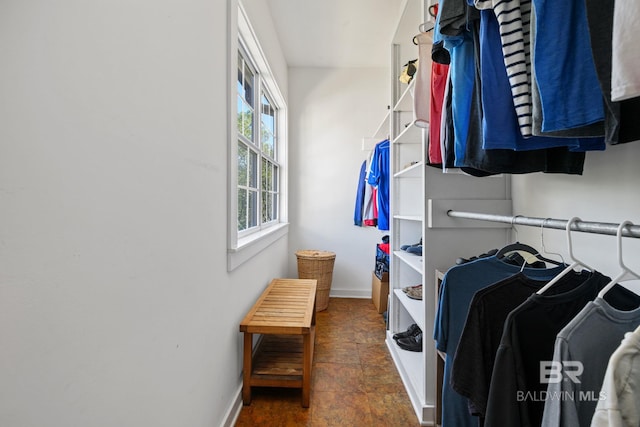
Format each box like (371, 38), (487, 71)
(227, 1), (289, 271)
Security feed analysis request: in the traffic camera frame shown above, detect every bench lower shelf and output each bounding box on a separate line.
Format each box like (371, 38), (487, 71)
(243, 328), (316, 406)
(252, 334), (306, 384)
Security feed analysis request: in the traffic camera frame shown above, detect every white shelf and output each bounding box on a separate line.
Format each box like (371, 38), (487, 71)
(394, 288), (425, 331)
(394, 214), (423, 221)
(381, 2), (512, 426)
(394, 79), (415, 112)
(386, 332), (425, 403)
(394, 161), (423, 178)
(393, 121), (423, 144)
(394, 250), (423, 273)
(373, 110), (390, 140)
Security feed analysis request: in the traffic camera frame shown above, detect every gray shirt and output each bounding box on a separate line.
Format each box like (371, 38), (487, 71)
(541, 298), (640, 427)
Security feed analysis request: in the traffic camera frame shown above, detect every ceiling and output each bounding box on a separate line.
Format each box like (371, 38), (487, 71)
(265, 0), (404, 68)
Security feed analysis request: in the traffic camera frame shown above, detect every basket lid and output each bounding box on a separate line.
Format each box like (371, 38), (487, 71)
(295, 250), (336, 260)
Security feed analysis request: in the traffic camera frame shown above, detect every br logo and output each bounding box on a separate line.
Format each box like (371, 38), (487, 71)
(540, 361), (584, 384)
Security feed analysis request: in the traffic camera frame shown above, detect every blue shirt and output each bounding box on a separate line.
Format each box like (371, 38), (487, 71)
(479, 9), (605, 151)
(434, 256), (566, 427)
(353, 160), (367, 226)
(533, 0), (604, 133)
(367, 140), (389, 231)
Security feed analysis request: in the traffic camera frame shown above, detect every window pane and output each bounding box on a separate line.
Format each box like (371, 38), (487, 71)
(261, 158), (270, 191)
(249, 150), (258, 188)
(261, 95), (274, 132)
(237, 95), (245, 135)
(239, 100), (253, 140)
(237, 53), (244, 98)
(237, 188), (247, 231)
(244, 63), (254, 106)
(238, 142), (248, 186)
(262, 191), (271, 223)
(261, 129), (274, 158)
(273, 164), (278, 191)
(273, 193), (278, 218)
(261, 94), (275, 157)
(248, 190), (258, 228)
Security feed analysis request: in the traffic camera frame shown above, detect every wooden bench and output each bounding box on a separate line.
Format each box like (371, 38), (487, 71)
(239, 278), (317, 407)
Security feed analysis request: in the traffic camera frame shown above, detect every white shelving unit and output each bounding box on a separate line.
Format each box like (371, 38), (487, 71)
(382, 1), (513, 425)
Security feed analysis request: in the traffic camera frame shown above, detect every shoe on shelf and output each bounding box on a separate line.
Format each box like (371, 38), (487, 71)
(406, 285), (422, 300)
(400, 238), (422, 251)
(392, 323), (421, 341)
(396, 332), (423, 352)
(402, 284), (422, 293)
(406, 245), (422, 256)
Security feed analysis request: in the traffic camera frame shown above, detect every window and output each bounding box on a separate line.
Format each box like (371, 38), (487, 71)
(228, 3), (287, 271)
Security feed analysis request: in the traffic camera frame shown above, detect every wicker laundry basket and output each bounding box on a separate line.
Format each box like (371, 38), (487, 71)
(295, 250), (336, 311)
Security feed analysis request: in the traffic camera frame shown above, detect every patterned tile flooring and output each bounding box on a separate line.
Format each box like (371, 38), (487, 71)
(235, 297), (421, 426)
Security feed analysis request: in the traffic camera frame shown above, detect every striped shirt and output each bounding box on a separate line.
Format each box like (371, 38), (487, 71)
(475, 0), (533, 138)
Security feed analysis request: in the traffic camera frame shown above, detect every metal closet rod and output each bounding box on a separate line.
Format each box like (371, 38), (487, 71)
(446, 210), (640, 239)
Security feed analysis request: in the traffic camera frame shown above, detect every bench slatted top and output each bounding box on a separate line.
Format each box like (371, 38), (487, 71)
(240, 278), (317, 335)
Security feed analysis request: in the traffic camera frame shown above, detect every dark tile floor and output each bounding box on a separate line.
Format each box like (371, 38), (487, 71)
(235, 297), (421, 426)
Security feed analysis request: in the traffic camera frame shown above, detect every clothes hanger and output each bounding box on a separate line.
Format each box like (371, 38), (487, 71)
(418, 22), (434, 33)
(519, 218), (566, 271)
(536, 217), (592, 295)
(413, 22), (435, 44)
(597, 221), (640, 299)
(496, 216), (562, 266)
(496, 216), (535, 257)
(428, 4), (438, 18)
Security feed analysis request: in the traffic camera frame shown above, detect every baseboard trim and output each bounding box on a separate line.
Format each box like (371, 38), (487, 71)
(329, 289), (371, 299)
(219, 384), (243, 427)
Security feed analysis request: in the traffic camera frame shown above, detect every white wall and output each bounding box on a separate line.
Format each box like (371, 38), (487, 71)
(288, 67), (390, 298)
(0, 1), (289, 426)
(511, 142), (640, 281)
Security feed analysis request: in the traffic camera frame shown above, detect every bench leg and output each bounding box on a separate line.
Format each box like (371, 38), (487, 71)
(242, 332), (253, 405)
(302, 332), (312, 408)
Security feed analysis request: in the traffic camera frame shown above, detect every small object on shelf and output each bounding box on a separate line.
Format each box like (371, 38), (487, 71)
(398, 59), (418, 84)
(392, 323), (421, 341)
(403, 160), (420, 169)
(400, 238), (422, 251)
(403, 284), (423, 300)
(402, 284), (422, 293)
(396, 331), (423, 352)
(405, 245), (423, 256)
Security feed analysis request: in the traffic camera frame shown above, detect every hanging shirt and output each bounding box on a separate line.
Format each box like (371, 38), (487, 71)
(474, 0), (533, 137)
(484, 273), (639, 427)
(367, 140), (389, 231)
(477, 10), (602, 152)
(541, 298), (640, 427)
(532, 0), (604, 133)
(414, 32), (433, 128)
(434, 256), (567, 427)
(429, 53), (449, 165)
(438, 0), (475, 167)
(444, 31), (474, 167)
(353, 160), (367, 226)
(362, 151), (377, 226)
(451, 270), (590, 420)
(611, 0), (640, 102)
(591, 325), (640, 426)
(456, 15), (587, 175)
